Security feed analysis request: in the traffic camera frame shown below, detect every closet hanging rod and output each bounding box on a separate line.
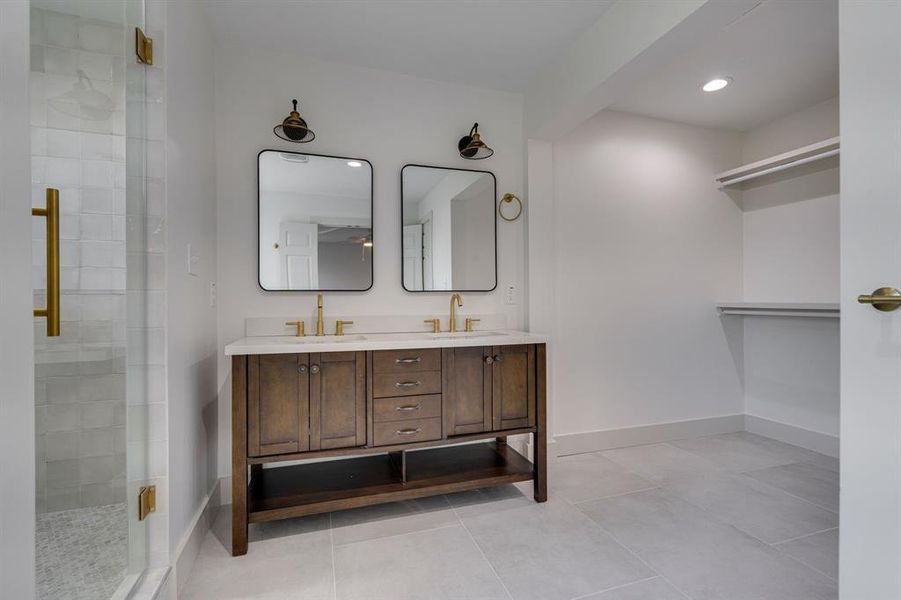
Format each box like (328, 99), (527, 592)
(718, 148), (840, 187)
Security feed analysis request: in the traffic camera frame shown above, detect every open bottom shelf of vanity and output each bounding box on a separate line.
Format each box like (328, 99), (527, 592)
(247, 441), (533, 523)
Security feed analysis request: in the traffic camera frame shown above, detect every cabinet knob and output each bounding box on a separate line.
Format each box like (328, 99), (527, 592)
(484, 356), (494, 365)
(310, 364), (320, 374)
(493, 354), (504, 363)
(298, 364), (308, 374)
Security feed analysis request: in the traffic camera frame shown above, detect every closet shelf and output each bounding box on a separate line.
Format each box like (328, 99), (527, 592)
(715, 137), (840, 187)
(716, 302), (840, 319)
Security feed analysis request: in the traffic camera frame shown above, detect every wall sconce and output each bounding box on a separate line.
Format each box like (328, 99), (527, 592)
(273, 99), (316, 143)
(499, 193), (523, 222)
(458, 122), (494, 159)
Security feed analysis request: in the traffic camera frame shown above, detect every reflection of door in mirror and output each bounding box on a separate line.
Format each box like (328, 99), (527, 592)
(401, 165), (496, 292)
(258, 151), (373, 291)
(402, 224), (423, 291)
(280, 221), (319, 288)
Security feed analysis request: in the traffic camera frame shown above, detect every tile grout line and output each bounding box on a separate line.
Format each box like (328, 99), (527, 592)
(450, 503), (515, 600)
(737, 470), (839, 514)
(332, 520), (461, 549)
(568, 575), (661, 600)
(772, 525), (839, 547)
(574, 504), (693, 600)
(328, 512), (338, 600)
(568, 485), (661, 507)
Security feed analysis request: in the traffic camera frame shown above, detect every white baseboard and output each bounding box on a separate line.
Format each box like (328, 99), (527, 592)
(554, 414), (745, 456)
(172, 480), (221, 597)
(744, 414), (839, 458)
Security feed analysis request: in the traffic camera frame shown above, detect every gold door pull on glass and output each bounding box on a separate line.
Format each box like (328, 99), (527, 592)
(857, 287), (901, 312)
(33, 188), (60, 337)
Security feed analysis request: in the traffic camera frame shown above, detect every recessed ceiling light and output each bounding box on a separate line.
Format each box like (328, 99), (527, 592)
(347, 160), (363, 168)
(702, 77), (732, 92)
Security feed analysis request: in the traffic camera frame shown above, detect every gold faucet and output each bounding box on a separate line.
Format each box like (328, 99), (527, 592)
(448, 293), (463, 333)
(286, 320), (305, 337)
(335, 320), (353, 336)
(424, 318), (440, 333)
(315, 294), (325, 336)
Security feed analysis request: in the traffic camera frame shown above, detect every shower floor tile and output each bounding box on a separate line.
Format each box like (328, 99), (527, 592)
(36, 502), (127, 600)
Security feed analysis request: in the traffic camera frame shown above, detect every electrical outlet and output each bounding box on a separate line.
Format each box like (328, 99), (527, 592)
(505, 284), (517, 305)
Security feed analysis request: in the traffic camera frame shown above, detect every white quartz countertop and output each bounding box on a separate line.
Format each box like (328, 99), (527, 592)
(225, 330), (549, 356)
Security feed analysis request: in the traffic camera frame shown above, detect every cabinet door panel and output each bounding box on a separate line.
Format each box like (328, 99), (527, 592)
(492, 345), (535, 430)
(443, 346), (492, 436)
(310, 351), (366, 450)
(248, 353), (309, 457)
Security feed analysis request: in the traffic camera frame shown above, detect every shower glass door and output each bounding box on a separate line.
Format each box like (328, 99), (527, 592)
(30, 0), (151, 597)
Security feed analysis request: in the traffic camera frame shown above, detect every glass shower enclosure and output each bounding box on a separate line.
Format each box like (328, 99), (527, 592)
(30, 0), (153, 597)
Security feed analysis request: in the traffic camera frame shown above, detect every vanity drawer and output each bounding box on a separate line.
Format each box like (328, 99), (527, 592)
(372, 371), (441, 398)
(373, 394), (441, 423)
(373, 417), (442, 446)
(372, 349), (441, 374)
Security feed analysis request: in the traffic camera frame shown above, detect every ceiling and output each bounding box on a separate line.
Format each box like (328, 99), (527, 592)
(259, 151), (370, 198)
(200, 0), (614, 92)
(609, 0), (839, 131)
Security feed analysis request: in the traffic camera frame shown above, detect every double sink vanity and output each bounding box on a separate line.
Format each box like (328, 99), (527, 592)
(228, 149), (545, 555)
(226, 309), (548, 556)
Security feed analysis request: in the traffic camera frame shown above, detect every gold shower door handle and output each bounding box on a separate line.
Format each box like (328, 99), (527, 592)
(33, 188), (60, 336)
(857, 287), (901, 312)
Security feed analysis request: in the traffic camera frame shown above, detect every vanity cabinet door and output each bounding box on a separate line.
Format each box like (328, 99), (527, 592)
(491, 345), (536, 431)
(309, 351), (366, 450)
(248, 353), (309, 457)
(443, 347), (493, 436)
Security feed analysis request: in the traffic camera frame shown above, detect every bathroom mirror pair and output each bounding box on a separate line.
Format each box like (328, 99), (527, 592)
(258, 150), (497, 293)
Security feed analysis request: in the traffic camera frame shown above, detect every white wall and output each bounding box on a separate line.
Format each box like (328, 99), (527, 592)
(165, 0), (219, 576)
(215, 45), (525, 477)
(0, 1), (36, 595)
(549, 110), (744, 443)
(839, 1), (901, 596)
(739, 98), (840, 443)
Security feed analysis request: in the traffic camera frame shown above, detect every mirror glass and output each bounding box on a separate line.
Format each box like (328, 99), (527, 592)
(258, 150), (373, 291)
(401, 165), (497, 292)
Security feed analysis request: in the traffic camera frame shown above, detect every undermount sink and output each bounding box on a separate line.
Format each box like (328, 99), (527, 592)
(429, 331), (507, 340)
(279, 335), (367, 343)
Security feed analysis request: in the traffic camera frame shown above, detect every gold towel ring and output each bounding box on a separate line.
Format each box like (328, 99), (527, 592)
(499, 193), (523, 222)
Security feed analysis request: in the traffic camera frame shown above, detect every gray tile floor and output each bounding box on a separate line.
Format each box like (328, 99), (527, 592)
(36, 502), (128, 600)
(183, 433), (839, 600)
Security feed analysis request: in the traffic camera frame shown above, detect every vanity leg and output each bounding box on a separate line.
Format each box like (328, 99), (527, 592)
(232, 356), (249, 556)
(534, 344), (548, 503)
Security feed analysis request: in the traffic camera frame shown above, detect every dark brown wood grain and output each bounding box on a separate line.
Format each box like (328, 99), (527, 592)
(247, 442), (533, 522)
(492, 344), (536, 431)
(231, 355), (248, 556)
(443, 346), (492, 436)
(373, 394), (442, 422)
(372, 348), (441, 373)
(372, 416), (442, 446)
(310, 351), (366, 451)
(534, 343), (548, 502)
(249, 354), (309, 456)
(372, 370), (441, 398)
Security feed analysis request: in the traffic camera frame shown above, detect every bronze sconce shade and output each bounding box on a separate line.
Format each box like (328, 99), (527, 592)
(458, 122), (494, 159)
(274, 99), (316, 143)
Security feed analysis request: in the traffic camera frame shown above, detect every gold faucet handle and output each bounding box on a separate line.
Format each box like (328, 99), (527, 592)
(285, 320), (305, 337)
(424, 318), (440, 333)
(335, 320), (354, 336)
(464, 318), (480, 332)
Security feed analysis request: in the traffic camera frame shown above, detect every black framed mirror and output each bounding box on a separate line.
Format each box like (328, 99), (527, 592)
(400, 164), (497, 292)
(258, 150), (373, 291)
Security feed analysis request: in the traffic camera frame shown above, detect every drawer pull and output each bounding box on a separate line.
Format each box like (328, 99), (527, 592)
(395, 380), (421, 388)
(395, 427), (422, 436)
(395, 404), (421, 412)
(395, 357), (422, 364)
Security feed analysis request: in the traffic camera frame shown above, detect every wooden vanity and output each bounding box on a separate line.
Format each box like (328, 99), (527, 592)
(228, 334), (547, 555)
